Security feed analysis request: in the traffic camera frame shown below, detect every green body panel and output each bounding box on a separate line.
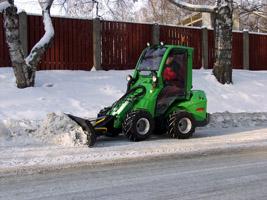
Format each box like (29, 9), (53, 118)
(107, 44), (208, 129)
(165, 90), (207, 122)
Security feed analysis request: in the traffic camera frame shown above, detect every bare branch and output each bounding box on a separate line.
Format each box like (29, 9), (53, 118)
(168, 0), (217, 13)
(252, 11), (267, 20)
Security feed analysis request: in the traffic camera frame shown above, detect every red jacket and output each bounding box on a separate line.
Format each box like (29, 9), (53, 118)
(163, 66), (176, 81)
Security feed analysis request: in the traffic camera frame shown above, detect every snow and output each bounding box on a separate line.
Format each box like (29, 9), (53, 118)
(169, 0), (216, 13)
(1, 68), (267, 122)
(0, 67), (267, 175)
(14, 0), (66, 16)
(0, 1), (10, 12)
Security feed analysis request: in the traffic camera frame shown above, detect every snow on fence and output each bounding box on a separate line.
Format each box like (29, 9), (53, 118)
(1, 13), (267, 70)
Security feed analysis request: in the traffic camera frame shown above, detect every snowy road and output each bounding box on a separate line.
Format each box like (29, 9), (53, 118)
(1, 150), (267, 200)
(1, 126), (267, 177)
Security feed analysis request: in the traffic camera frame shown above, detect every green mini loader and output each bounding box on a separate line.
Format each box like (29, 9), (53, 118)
(68, 44), (209, 147)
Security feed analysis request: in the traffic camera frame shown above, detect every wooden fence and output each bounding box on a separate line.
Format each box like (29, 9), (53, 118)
(28, 15), (93, 70)
(1, 13), (267, 70)
(101, 21), (153, 70)
(249, 33), (267, 70)
(160, 25), (202, 69)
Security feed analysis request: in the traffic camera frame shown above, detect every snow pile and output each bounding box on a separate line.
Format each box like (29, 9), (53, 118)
(0, 113), (88, 147)
(36, 113), (87, 146)
(1, 67), (267, 148)
(206, 112), (267, 129)
(0, 119), (39, 147)
(1, 112), (267, 148)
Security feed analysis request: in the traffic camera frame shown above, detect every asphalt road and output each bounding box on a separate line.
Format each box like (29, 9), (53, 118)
(1, 150), (267, 200)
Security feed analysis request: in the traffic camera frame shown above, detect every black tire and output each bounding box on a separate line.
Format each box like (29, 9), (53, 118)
(122, 110), (154, 141)
(167, 111), (195, 139)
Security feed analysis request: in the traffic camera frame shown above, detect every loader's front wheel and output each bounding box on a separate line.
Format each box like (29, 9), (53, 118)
(167, 111), (195, 139)
(123, 110), (154, 142)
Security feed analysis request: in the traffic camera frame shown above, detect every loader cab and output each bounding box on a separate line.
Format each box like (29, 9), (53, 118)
(132, 45), (193, 116)
(135, 45), (192, 93)
(156, 47), (193, 115)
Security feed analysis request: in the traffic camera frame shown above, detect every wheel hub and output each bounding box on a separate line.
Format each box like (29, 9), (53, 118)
(136, 118), (150, 135)
(178, 117), (192, 134)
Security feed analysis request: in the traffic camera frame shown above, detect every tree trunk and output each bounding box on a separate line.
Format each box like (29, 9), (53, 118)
(3, 6), (35, 88)
(2, 0), (54, 89)
(213, 0), (233, 84)
(168, 0), (234, 84)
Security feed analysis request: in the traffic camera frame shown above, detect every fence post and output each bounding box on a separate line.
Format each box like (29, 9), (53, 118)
(18, 11), (28, 57)
(93, 17), (102, 70)
(243, 30), (249, 70)
(152, 23), (160, 45)
(201, 27), (209, 69)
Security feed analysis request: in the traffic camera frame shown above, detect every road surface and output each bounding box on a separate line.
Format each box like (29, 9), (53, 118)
(1, 150), (267, 200)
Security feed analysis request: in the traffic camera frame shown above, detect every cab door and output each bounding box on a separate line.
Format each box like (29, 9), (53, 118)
(156, 48), (188, 115)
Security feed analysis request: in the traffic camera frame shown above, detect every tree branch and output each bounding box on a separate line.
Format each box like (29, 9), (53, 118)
(168, 0), (217, 13)
(0, 0), (11, 12)
(252, 11), (267, 20)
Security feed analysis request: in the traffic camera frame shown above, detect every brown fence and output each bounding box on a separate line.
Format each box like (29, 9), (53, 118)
(101, 21), (152, 70)
(208, 30), (243, 69)
(0, 14), (10, 67)
(249, 33), (267, 70)
(160, 25), (202, 69)
(1, 13), (267, 71)
(28, 15), (93, 70)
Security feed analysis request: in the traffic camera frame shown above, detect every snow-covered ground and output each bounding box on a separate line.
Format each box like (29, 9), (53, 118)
(1, 67), (267, 121)
(0, 67), (267, 175)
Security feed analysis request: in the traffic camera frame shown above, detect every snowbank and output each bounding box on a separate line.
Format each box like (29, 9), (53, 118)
(1, 67), (267, 148)
(1, 68), (267, 122)
(1, 67), (267, 175)
(0, 111), (266, 148)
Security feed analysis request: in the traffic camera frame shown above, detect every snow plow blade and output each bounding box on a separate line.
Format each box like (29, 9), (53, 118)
(67, 114), (97, 147)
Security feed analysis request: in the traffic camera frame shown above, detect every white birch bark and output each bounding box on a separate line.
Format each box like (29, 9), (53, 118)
(0, 0), (54, 88)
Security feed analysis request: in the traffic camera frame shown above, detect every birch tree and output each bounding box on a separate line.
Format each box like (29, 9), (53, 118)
(0, 0), (54, 88)
(169, 0), (234, 84)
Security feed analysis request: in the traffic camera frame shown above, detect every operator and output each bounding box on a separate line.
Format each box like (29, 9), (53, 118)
(163, 53), (181, 87)
(157, 53), (183, 113)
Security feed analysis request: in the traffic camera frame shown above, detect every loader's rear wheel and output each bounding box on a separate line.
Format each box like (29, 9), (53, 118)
(167, 111), (195, 139)
(123, 110), (154, 142)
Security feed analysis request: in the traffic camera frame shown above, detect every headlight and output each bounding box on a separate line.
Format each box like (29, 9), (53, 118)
(152, 74), (158, 83)
(126, 75), (132, 82)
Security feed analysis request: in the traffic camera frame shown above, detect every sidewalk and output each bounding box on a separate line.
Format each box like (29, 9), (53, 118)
(1, 127), (267, 177)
